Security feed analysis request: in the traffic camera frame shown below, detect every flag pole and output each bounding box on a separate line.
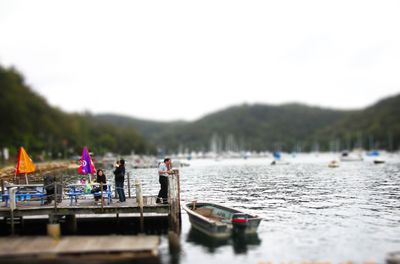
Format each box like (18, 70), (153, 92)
(15, 147), (20, 184)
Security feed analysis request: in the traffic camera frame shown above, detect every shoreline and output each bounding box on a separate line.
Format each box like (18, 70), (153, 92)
(0, 160), (79, 182)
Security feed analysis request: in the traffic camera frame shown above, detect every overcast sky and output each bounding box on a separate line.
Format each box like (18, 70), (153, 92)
(0, 0), (399, 121)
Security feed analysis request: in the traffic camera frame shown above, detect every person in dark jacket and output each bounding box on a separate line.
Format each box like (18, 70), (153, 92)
(92, 169), (107, 202)
(113, 159), (126, 202)
(43, 175), (56, 205)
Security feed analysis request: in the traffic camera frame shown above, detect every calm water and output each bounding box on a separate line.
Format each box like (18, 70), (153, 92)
(129, 154), (400, 264)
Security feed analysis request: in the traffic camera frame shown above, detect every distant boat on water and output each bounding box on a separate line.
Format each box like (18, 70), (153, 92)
(340, 151), (363, 162)
(271, 160), (290, 165)
(328, 160), (340, 168)
(271, 151), (289, 165)
(373, 157), (385, 164)
(366, 150), (386, 164)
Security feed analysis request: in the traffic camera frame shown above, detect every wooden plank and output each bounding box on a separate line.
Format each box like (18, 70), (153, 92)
(0, 196), (160, 210)
(0, 235), (159, 257)
(0, 237), (24, 253)
(19, 236), (53, 253)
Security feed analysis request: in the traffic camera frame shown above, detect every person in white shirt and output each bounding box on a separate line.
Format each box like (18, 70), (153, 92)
(156, 158), (171, 204)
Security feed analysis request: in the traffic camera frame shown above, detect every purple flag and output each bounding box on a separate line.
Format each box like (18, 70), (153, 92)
(78, 147), (96, 175)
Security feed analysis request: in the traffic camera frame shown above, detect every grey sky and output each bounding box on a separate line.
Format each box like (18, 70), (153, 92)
(0, 0), (399, 121)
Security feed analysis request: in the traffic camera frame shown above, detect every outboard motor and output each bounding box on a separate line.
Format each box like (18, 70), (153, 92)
(232, 213), (248, 233)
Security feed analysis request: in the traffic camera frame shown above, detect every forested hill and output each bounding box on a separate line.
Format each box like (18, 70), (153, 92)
(95, 114), (187, 140)
(100, 104), (351, 151)
(96, 104), (350, 152)
(0, 65), (155, 158)
(162, 103), (350, 151)
(315, 93), (400, 151)
(96, 95), (400, 152)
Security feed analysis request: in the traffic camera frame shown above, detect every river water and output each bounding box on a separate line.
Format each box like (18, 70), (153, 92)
(130, 154), (400, 264)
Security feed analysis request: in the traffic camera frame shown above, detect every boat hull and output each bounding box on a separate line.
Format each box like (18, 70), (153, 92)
(271, 160), (290, 165)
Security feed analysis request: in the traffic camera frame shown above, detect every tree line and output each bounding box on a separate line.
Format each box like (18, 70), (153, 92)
(0, 65), (155, 161)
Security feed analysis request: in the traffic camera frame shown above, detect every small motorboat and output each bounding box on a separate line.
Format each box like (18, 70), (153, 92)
(270, 151), (289, 165)
(182, 202), (261, 238)
(328, 160), (340, 168)
(271, 160), (290, 165)
(373, 158), (385, 164)
(340, 151), (363, 162)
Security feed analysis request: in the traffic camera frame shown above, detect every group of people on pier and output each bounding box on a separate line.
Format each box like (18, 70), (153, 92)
(42, 157), (172, 205)
(110, 157), (172, 204)
(84, 157), (172, 204)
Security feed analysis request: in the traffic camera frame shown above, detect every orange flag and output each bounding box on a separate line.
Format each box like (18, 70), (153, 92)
(16, 147), (36, 174)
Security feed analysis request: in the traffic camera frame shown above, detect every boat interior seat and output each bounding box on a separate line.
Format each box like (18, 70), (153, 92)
(195, 207), (226, 222)
(194, 207), (214, 217)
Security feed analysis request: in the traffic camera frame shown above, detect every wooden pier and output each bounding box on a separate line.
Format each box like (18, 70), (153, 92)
(0, 235), (160, 262)
(0, 169), (182, 262)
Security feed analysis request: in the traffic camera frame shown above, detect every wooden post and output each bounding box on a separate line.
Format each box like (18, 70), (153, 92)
(48, 213), (61, 240)
(54, 182), (57, 211)
(65, 215), (77, 234)
(114, 173), (118, 199)
(60, 176), (63, 203)
(168, 169), (181, 234)
(168, 231), (180, 254)
(9, 187), (17, 235)
(168, 169), (181, 254)
(47, 223), (61, 240)
(127, 172), (131, 198)
(20, 216), (24, 230)
(100, 182), (104, 210)
(10, 207), (15, 235)
(135, 178), (144, 233)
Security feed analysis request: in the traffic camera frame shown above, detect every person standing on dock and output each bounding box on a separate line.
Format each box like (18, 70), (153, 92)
(156, 158), (171, 204)
(113, 159), (126, 203)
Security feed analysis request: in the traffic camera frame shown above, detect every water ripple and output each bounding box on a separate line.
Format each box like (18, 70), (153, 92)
(103, 156), (400, 263)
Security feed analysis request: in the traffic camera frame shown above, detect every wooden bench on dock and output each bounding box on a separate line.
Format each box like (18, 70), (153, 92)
(66, 183), (113, 205)
(2, 184), (46, 207)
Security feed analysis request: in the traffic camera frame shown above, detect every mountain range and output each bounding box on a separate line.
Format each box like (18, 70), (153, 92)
(95, 94), (400, 153)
